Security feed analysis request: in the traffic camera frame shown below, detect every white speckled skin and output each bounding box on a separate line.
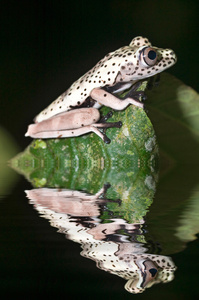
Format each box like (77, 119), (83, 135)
(35, 36), (177, 123)
(26, 187), (176, 294)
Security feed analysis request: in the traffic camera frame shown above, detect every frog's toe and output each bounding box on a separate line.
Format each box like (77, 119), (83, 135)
(100, 110), (113, 123)
(104, 182), (111, 190)
(104, 136), (111, 144)
(118, 121), (122, 128)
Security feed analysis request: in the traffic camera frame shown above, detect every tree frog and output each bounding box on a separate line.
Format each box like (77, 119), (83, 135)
(25, 36), (177, 143)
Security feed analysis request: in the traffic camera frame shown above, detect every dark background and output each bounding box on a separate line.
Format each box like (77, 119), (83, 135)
(1, 0), (199, 149)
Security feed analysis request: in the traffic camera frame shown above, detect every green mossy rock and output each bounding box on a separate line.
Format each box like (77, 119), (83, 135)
(11, 80), (158, 223)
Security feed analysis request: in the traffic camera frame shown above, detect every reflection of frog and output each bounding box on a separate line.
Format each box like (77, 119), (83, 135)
(26, 184), (118, 216)
(26, 37), (176, 143)
(83, 225), (176, 293)
(26, 187), (176, 294)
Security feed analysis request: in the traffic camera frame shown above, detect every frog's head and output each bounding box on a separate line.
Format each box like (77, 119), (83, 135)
(120, 36), (177, 82)
(124, 256), (176, 294)
(124, 258), (158, 293)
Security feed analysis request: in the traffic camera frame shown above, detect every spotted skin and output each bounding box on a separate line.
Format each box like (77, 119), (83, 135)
(26, 187), (176, 294)
(83, 243), (176, 294)
(35, 36), (177, 123)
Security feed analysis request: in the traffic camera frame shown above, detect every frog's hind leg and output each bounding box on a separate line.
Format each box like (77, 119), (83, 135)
(91, 110), (122, 143)
(26, 122), (121, 143)
(25, 125), (104, 140)
(25, 107), (122, 143)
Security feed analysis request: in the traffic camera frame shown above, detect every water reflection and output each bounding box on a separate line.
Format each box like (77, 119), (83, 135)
(0, 126), (19, 197)
(26, 186), (176, 294)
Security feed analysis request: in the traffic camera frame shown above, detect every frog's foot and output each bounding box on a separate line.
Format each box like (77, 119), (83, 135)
(102, 182), (111, 194)
(104, 198), (122, 205)
(88, 183), (111, 200)
(99, 110), (122, 127)
(122, 89), (147, 102)
(95, 183), (121, 205)
(95, 183), (111, 199)
(121, 81), (147, 102)
(92, 119), (122, 144)
(82, 110), (121, 144)
(99, 110), (114, 123)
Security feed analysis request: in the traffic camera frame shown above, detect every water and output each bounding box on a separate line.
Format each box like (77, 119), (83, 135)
(1, 153), (199, 299)
(1, 74), (199, 300)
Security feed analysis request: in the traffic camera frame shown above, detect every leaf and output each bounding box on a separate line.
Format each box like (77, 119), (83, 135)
(175, 185), (199, 242)
(146, 73), (199, 163)
(145, 73), (199, 254)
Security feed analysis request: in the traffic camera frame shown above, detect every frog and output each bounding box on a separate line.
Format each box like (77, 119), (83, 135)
(25, 36), (177, 143)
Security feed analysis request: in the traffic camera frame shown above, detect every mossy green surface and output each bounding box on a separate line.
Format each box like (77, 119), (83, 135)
(11, 80), (158, 223)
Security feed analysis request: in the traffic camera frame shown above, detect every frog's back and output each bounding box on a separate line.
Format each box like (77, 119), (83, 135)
(34, 45), (134, 123)
(34, 36), (176, 123)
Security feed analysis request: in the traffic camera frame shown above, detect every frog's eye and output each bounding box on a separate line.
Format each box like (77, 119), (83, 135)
(139, 47), (157, 67)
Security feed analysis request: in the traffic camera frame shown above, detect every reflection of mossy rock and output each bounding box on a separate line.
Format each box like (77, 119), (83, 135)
(11, 81), (158, 223)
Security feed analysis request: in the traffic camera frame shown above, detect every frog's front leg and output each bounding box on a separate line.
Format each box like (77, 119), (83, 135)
(90, 87), (144, 110)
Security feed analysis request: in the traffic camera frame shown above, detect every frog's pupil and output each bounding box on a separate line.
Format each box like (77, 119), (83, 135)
(148, 50), (156, 60)
(149, 268), (158, 277)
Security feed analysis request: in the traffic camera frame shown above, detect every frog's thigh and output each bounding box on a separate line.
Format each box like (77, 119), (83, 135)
(91, 88), (143, 109)
(25, 107), (100, 137)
